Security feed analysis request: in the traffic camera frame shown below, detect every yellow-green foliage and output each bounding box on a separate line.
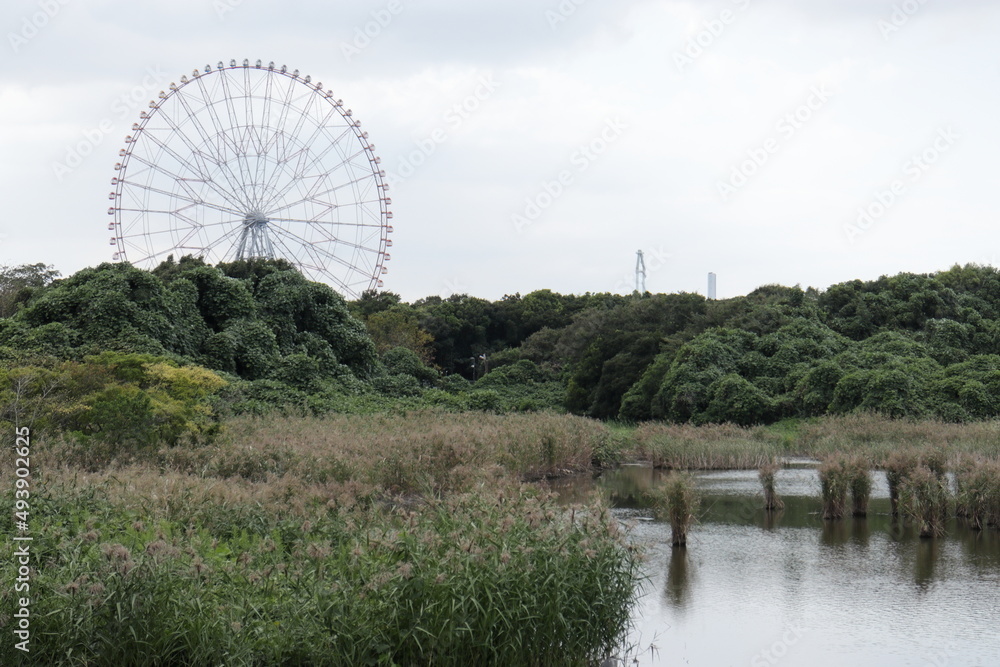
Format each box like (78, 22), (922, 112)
(0, 352), (226, 447)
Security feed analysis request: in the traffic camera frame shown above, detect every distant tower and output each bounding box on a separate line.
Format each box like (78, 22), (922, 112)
(635, 250), (647, 293)
(708, 272), (717, 300)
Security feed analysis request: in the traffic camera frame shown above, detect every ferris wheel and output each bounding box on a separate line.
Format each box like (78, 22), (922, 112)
(107, 59), (392, 298)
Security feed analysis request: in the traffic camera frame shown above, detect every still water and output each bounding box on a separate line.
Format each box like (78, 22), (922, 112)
(551, 463), (1000, 667)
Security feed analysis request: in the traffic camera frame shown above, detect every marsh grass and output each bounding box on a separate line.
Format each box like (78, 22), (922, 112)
(758, 462), (784, 511)
(899, 465), (950, 538)
(818, 458), (849, 520)
(633, 423), (778, 470)
(844, 457), (872, 517)
(634, 415), (1000, 471)
(647, 472), (700, 547)
(954, 457), (1000, 531)
(884, 450), (920, 516)
(0, 412), (642, 666)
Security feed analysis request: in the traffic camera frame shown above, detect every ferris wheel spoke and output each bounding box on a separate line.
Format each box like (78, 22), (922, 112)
(269, 217), (384, 230)
(264, 171), (377, 217)
(256, 77), (302, 195)
(201, 223), (247, 256)
(261, 126), (357, 212)
(277, 225), (381, 255)
(216, 68), (255, 196)
(118, 178), (245, 217)
(267, 232), (355, 293)
(252, 71), (277, 204)
(271, 135), (368, 211)
(285, 81), (318, 160)
(193, 72), (251, 165)
(132, 132), (249, 212)
(270, 224), (374, 274)
(243, 67), (259, 155)
(172, 88), (252, 206)
(269, 232), (359, 295)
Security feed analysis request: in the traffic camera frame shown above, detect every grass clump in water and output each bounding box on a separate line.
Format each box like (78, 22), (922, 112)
(648, 472), (700, 547)
(758, 462), (784, 511)
(954, 458), (1000, 531)
(818, 457), (849, 520)
(845, 456), (872, 517)
(899, 465), (950, 538)
(884, 450), (920, 516)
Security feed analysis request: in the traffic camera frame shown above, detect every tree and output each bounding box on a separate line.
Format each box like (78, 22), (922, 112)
(0, 263), (60, 318)
(364, 310), (435, 365)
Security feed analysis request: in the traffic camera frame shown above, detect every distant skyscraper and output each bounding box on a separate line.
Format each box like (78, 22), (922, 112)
(708, 272), (717, 300)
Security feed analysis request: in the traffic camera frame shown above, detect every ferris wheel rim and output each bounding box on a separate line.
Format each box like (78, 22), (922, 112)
(107, 59), (392, 297)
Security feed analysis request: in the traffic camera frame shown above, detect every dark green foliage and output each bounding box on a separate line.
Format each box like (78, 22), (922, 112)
(15, 260), (1000, 424)
(5, 260), (375, 385)
(382, 346), (439, 384)
(0, 262), (60, 317)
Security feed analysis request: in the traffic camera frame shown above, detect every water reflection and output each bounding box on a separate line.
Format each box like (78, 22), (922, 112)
(550, 465), (1000, 666)
(819, 518), (849, 548)
(664, 547), (691, 610)
(850, 516), (870, 549)
(914, 538), (940, 590)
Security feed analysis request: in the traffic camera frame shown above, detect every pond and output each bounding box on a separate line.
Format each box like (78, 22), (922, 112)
(550, 463), (1000, 667)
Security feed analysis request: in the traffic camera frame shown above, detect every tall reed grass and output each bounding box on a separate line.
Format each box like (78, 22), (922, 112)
(954, 457), (1000, 531)
(633, 415), (1000, 471)
(845, 456), (872, 517)
(898, 465), (950, 538)
(818, 458), (849, 520)
(633, 423), (778, 470)
(0, 412), (642, 665)
(758, 462), (784, 511)
(647, 472), (700, 547)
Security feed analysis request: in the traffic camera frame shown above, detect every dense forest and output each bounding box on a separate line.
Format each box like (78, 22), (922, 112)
(5, 258), (1000, 444)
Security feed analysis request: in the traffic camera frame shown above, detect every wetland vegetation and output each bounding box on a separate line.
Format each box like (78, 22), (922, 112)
(5, 259), (1000, 663)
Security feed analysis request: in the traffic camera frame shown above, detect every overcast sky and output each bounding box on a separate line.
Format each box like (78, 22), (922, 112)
(2, 0), (999, 302)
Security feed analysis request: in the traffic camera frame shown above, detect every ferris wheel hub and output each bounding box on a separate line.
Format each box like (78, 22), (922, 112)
(236, 211), (275, 260)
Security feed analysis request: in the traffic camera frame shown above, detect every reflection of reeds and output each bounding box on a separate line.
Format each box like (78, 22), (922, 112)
(758, 462), (784, 511)
(665, 547), (690, 608)
(899, 465), (950, 538)
(819, 458), (848, 520)
(649, 473), (700, 547)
